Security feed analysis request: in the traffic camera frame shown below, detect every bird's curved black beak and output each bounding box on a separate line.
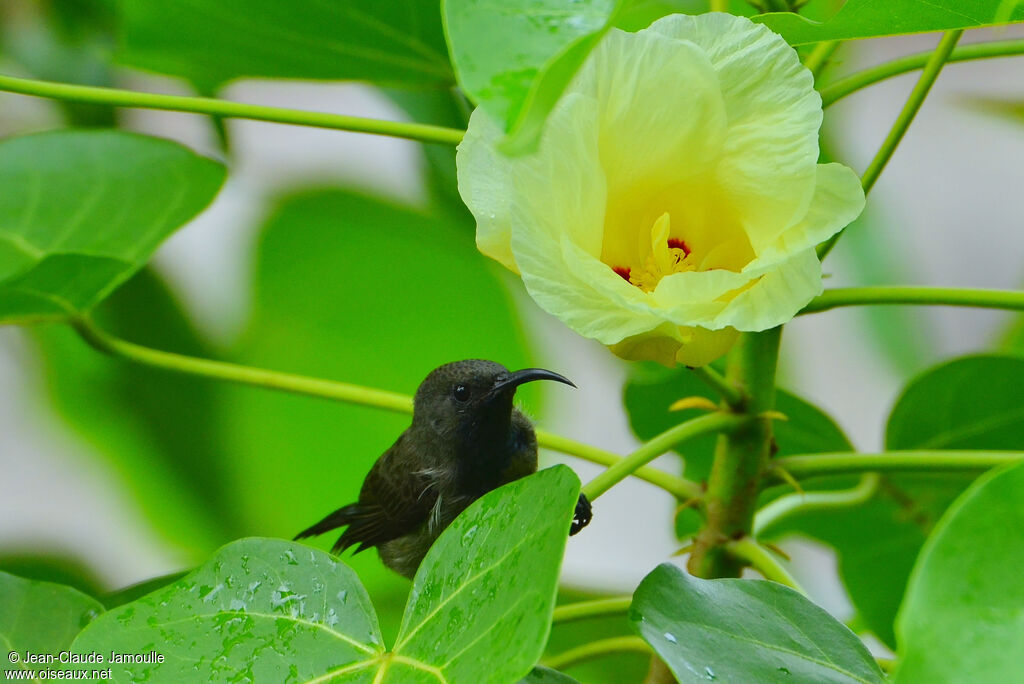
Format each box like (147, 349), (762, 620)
(491, 368), (576, 396)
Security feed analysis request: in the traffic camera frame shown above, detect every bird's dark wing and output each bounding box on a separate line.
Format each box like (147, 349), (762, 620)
(294, 436), (440, 554)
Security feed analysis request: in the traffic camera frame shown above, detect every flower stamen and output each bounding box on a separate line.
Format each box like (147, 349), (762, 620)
(622, 212), (698, 293)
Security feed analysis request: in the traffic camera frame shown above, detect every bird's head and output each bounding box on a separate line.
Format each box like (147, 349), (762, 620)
(412, 359), (575, 442)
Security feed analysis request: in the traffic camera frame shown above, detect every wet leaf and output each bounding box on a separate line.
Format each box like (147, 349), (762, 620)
(895, 461), (1024, 683)
(0, 131), (224, 325)
(70, 538), (384, 682)
(392, 466), (580, 683)
(0, 572), (103, 677)
(630, 564), (884, 684)
(68, 469), (579, 682)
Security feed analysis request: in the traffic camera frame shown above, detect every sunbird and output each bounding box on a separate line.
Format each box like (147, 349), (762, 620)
(295, 359), (592, 578)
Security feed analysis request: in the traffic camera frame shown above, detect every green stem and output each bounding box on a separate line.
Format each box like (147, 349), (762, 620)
(709, 0), (729, 11)
(725, 538), (806, 595)
(70, 317), (695, 496)
(804, 40), (841, 79)
(543, 636), (652, 671)
(0, 73), (465, 146)
(818, 29), (963, 260)
(801, 286), (1024, 315)
(71, 315), (414, 412)
(538, 430), (701, 500)
(859, 20), (957, 196)
(753, 474), (879, 536)
(821, 39), (1024, 108)
(771, 451), (1024, 479)
(838, 30), (962, 193)
(551, 596), (631, 624)
(689, 365), (745, 408)
(688, 328), (782, 579)
(582, 412), (745, 501)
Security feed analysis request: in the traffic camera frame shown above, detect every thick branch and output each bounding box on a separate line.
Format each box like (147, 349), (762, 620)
(688, 329), (781, 579)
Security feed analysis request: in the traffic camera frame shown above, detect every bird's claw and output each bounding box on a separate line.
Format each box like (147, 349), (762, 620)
(570, 493), (592, 536)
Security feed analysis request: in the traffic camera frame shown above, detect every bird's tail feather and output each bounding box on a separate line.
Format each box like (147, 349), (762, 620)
(293, 504), (360, 542)
(295, 502), (394, 554)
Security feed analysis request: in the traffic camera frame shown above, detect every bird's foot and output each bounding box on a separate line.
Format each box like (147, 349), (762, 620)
(570, 493), (592, 536)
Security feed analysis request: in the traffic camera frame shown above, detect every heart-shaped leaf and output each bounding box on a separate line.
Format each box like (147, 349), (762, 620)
(392, 465), (581, 683)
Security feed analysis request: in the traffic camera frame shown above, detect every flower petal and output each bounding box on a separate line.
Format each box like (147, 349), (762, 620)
(457, 110), (518, 272)
(761, 162), (866, 261)
(708, 247), (823, 331)
(675, 326), (740, 367)
(573, 28), (728, 269)
(609, 324), (739, 367)
(649, 13), (822, 253)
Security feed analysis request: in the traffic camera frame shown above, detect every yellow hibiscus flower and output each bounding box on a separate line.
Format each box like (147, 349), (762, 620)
(457, 12), (865, 366)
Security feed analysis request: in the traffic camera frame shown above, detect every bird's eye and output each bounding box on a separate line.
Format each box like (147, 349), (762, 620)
(453, 384), (470, 402)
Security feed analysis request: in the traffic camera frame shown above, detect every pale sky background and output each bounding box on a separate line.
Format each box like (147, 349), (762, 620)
(1, 26), (1022, 629)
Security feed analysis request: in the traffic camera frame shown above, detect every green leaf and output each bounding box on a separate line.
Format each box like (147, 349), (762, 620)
(755, 0), (1024, 46)
(886, 355), (1024, 451)
(69, 470), (577, 682)
(519, 666), (582, 683)
(117, 0), (453, 90)
(392, 466), (580, 683)
(0, 130), (224, 325)
(763, 355), (1024, 648)
(443, 0), (620, 154)
(1, 572), (104, 676)
(31, 268), (240, 553)
(221, 188), (535, 637)
(70, 538), (385, 682)
(630, 564), (884, 684)
(895, 461), (1024, 683)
